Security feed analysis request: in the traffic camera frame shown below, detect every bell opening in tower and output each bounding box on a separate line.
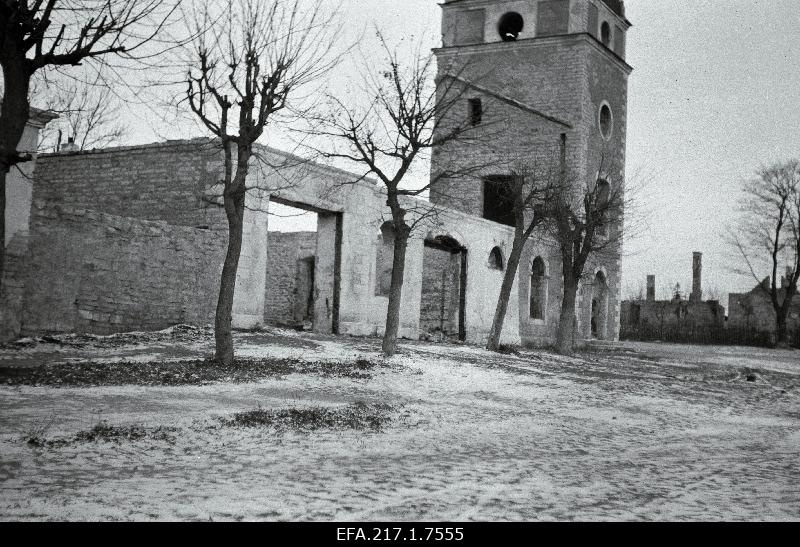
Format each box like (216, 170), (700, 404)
(497, 12), (524, 42)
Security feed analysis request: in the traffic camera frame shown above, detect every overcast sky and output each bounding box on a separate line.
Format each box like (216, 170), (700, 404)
(113, 0), (800, 307)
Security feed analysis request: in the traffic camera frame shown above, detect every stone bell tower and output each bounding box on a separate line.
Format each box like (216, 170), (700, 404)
(430, 0), (632, 223)
(429, 0), (633, 344)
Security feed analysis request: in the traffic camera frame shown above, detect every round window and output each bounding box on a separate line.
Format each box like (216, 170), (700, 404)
(599, 103), (613, 139)
(498, 12), (524, 42)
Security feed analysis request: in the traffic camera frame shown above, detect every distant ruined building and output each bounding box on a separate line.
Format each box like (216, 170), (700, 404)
(2, 0), (630, 347)
(728, 270), (800, 336)
(621, 252), (726, 332)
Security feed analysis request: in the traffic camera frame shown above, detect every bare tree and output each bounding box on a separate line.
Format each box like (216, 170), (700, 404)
(184, 0), (341, 365)
(484, 157), (558, 351)
(0, 0), (178, 290)
(310, 34), (485, 356)
(729, 159), (800, 347)
(36, 70), (127, 151)
(545, 143), (628, 354)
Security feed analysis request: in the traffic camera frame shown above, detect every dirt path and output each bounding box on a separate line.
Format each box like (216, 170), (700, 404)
(1, 331), (798, 521)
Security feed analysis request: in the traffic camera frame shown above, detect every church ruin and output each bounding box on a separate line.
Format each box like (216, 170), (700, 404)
(1, 0), (630, 347)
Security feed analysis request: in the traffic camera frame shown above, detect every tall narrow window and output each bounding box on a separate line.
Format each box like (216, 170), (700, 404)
(601, 21), (611, 47)
(530, 257), (546, 320)
(599, 103), (613, 139)
(469, 98), (483, 126)
(488, 247), (504, 270)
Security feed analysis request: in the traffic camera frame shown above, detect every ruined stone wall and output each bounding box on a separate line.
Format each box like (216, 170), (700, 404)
(15, 139), (543, 347)
(621, 299), (726, 330)
(264, 231), (317, 326)
(33, 140), (226, 229)
(20, 202), (225, 335)
(728, 291), (800, 334)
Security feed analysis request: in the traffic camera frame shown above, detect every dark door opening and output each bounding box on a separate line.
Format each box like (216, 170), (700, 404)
(265, 196), (342, 335)
(483, 176), (516, 227)
(420, 235), (467, 342)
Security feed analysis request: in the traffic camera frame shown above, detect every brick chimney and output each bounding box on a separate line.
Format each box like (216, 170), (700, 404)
(691, 252), (702, 303)
(60, 136), (78, 153)
(646, 275), (655, 301)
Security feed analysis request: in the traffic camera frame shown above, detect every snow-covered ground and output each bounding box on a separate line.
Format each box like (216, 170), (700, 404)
(0, 330), (798, 521)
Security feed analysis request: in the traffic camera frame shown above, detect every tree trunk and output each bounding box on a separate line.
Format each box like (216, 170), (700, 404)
(556, 274), (579, 355)
(486, 235), (526, 351)
(214, 195), (245, 365)
(382, 226), (409, 356)
(775, 311), (790, 348)
(0, 54), (33, 295)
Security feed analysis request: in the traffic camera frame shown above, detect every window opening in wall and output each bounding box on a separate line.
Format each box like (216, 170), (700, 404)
(530, 257), (546, 320)
(469, 98), (483, 126)
(483, 176), (516, 227)
(488, 247), (504, 270)
(498, 12), (524, 41)
(599, 103), (613, 139)
(601, 21), (611, 47)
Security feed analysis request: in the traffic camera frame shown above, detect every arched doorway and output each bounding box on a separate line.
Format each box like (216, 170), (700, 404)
(591, 271), (609, 340)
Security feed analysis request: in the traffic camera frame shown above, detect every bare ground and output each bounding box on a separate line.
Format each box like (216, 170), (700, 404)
(0, 327), (798, 521)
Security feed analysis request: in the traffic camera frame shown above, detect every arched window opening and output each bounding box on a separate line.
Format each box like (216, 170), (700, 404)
(375, 222), (395, 296)
(601, 21), (611, 47)
(599, 103), (613, 139)
(498, 12), (524, 42)
(468, 98), (483, 126)
(488, 247), (504, 270)
(530, 257), (547, 320)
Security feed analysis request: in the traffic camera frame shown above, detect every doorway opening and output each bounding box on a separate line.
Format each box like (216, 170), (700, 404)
(264, 197), (342, 334)
(419, 235), (467, 341)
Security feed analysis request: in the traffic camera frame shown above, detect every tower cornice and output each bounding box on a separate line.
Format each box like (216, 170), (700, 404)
(433, 32), (633, 75)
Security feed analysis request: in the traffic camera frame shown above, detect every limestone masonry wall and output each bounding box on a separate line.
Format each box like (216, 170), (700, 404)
(264, 231), (317, 326)
(21, 202), (225, 335)
(34, 140), (226, 229)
